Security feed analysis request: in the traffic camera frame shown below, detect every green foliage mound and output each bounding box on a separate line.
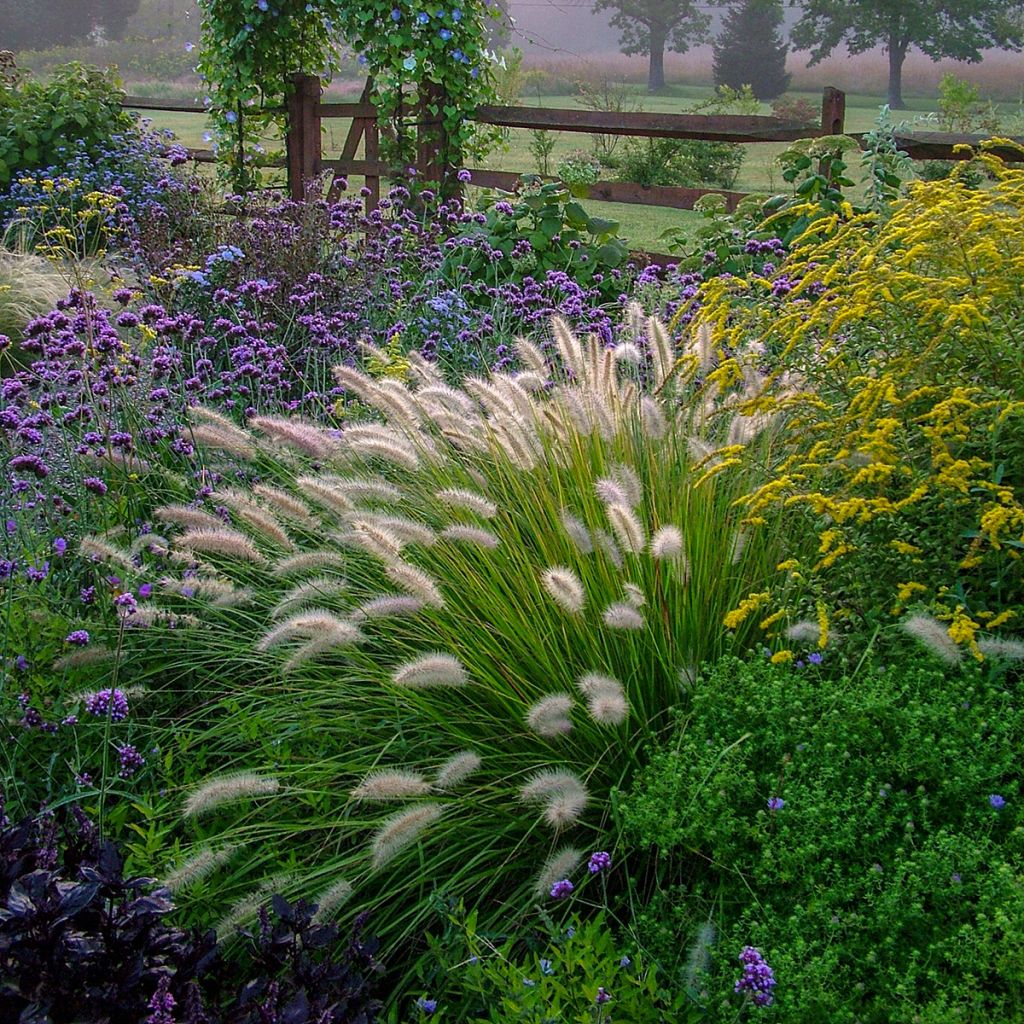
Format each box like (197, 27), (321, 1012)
(622, 655), (1024, 1023)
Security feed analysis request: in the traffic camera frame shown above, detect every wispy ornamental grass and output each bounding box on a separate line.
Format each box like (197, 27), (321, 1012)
(89, 314), (786, 952)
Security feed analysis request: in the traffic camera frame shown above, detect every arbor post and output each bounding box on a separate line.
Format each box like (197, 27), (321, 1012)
(286, 72), (322, 201)
(416, 79), (456, 196)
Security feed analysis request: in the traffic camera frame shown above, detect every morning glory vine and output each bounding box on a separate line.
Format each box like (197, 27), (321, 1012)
(198, 0), (500, 192)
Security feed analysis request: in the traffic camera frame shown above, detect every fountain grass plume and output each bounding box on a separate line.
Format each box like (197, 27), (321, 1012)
(183, 773), (280, 818)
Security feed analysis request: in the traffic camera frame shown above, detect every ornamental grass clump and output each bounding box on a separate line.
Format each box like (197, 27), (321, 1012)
(692, 144), (1024, 661)
(82, 314), (783, 947)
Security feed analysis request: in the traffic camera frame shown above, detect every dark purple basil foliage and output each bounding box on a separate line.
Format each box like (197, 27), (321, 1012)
(222, 898), (382, 1024)
(0, 799), (217, 1023)
(0, 798), (383, 1023)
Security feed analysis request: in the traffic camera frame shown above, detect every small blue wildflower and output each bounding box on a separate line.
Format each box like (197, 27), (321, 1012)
(808, 652), (824, 664)
(184, 41), (195, 52)
(417, 10), (430, 22)
(439, 27), (452, 39)
(224, 110), (238, 124)
(257, 0), (268, 10)
(539, 958), (554, 975)
(452, 7), (462, 18)
(596, 987), (610, 1005)
(391, 7), (401, 18)
(619, 956), (632, 968)
(416, 997), (437, 1014)
(403, 55), (418, 70)
(767, 796), (785, 811)
(990, 794), (1006, 810)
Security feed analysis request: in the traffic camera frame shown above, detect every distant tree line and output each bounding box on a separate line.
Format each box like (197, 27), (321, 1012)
(0, 0), (141, 50)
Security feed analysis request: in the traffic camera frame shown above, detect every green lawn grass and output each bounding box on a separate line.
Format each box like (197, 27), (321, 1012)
(140, 83), (958, 253)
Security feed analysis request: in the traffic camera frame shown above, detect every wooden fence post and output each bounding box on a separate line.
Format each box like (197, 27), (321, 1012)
(820, 86), (846, 136)
(416, 80), (454, 193)
(286, 72), (322, 201)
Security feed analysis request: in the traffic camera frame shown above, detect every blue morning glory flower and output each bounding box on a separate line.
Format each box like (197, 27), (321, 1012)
(257, 0), (268, 10)
(224, 110), (238, 123)
(417, 11), (430, 22)
(439, 27), (452, 39)
(391, 7), (401, 19)
(452, 7), (462, 18)
(403, 55), (418, 70)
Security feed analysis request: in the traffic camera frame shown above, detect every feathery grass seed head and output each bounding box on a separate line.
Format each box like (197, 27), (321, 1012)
(183, 773), (280, 818)
(392, 652), (468, 688)
(371, 803), (445, 870)
(541, 566), (586, 614)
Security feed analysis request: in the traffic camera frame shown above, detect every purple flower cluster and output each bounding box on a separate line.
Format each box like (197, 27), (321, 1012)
(549, 878), (574, 900)
(85, 688), (129, 721)
(734, 946), (776, 1007)
(116, 743), (145, 779)
(588, 850), (612, 873)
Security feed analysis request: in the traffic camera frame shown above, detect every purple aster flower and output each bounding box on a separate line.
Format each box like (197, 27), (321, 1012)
(989, 794), (1006, 810)
(65, 629), (91, 646)
(767, 796), (785, 811)
(734, 946), (776, 1007)
(808, 651), (823, 664)
(550, 878), (574, 900)
(588, 850), (612, 874)
(595, 987), (611, 1005)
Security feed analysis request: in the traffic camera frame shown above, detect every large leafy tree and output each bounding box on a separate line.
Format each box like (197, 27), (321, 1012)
(713, 0), (791, 101)
(593, 0), (710, 92)
(0, 0), (140, 50)
(790, 0), (1024, 110)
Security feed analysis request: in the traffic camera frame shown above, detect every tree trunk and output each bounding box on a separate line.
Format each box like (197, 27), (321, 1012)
(647, 26), (666, 92)
(887, 32), (907, 109)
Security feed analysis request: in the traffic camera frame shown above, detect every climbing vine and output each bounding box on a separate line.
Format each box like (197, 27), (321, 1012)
(198, 0), (500, 192)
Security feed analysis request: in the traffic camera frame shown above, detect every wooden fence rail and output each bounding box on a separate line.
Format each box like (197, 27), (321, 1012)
(122, 77), (1023, 219)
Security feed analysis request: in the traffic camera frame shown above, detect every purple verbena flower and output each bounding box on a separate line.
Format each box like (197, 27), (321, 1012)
(85, 688), (129, 721)
(734, 946), (776, 1007)
(588, 850), (612, 874)
(65, 629), (91, 646)
(116, 743), (145, 778)
(550, 878), (574, 900)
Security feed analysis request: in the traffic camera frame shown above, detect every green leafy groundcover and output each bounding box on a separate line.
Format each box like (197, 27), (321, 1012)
(621, 655), (1024, 1024)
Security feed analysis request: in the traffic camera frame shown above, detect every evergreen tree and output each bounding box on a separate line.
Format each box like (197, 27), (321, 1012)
(713, 0), (790, 101)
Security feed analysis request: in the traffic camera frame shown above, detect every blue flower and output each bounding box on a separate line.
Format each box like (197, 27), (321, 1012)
(990, 794), (1006, 810)
(391, 7), (402, 18)
(439, 27), (452, 40)
(808, 651), (823, 664)
(452, 7), (462, 18)
(184, 41), (195, 52)
(767, 796), (785, 811)
(416, 997), (437, 1014)
(417, 10), (430, 22)
(257, 0), (269, 10)
(539, 958), (554, 975)
(224, 110), (238, 123)
(403, 55), (418, 70)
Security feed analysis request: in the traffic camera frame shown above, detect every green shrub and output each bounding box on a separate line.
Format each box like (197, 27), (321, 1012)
(621, 655), (1024, 1023)
(0, 63), (135, 184)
